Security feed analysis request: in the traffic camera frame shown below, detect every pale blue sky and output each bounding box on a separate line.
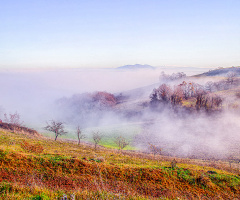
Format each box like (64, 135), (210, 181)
(0, 0), (239, 69)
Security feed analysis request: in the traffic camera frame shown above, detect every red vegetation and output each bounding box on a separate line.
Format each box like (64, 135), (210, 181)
(0, 122), (39, 136)
(20, 141), (44, 153)
(92, 91), (117, 107)
(0, 150), (239, 199)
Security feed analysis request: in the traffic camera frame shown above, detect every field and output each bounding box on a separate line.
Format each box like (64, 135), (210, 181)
(0, 129), (239, 199)
(42, 123), (142, 150)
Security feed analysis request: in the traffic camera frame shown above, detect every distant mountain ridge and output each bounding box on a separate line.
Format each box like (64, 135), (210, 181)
(116, 64), (155, 70)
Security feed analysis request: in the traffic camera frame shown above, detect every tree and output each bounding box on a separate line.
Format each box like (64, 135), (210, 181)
(204, 94), (223, 111)
(205, 81), (215, 92)
(4, 112), (24, 126)
(92, 131), (103, 150)
(92, 91), (117, 108)
(149, 89), (159, 105)
(170, 86), (183, 106)
(159, 71), (186, 81)
(179, 81), (191, 99)
(150, 84), (172, 105)
(195, 89), (223, 111)
(195, 89), (208, 111)
(148, 143), (162, 157)
(76, 126), (85, 145)
(227, 72), (237, 85)
(114, 136), (129, 150)
(44, 120), (67, 141)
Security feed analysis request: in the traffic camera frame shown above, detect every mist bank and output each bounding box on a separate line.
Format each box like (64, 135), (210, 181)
(134, 109), (240, 160)
(0, 67), (208, 124)
(0, 68), (160, 122)
(1, 66), (239, 160)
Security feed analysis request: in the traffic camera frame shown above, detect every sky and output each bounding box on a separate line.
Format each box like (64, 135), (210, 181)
(0, 0), (240, 69)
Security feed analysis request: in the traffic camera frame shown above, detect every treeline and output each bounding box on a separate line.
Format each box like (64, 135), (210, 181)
(150, 73), (239, 112)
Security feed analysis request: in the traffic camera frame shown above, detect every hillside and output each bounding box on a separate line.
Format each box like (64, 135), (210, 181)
(1, 67), (240, 199)
(195, 66), (240, 77)
(0, 129), (239, 199)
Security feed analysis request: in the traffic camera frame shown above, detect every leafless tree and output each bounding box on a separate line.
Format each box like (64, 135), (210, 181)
(150, 84), (172, 105)
(4, 112), (24, 126)
(92, 131), (103, 150)
(159, 71), (186, 81)
(76, 126), (85, 145)
(195, 90), (222, 111)
(195, 90), (208, 111)
(208, 95), (223, 110)
(148, 143), (162, 157)
(205, 81), (215, 92)
(179, 81), (195, 99)
(171, 86), (183, 106)
(44, 120), (67, 141)
(114, 136), (129, 150)
(171, 159), (177, 168)
(227, 72), (237, 85)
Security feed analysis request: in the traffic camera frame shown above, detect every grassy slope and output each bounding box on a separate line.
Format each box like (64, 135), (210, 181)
(193, 66), (240, 77)
(42, 123), (142, 150)
(0, 130), (240, 199)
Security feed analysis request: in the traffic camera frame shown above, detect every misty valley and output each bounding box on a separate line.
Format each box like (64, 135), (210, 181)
(0, 66), (240, 199)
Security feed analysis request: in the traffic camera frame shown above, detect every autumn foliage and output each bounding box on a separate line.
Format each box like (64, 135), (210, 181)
(150, 81), (223, 112)
(20, 141), (44, 153)
(0, 130), (239, 199)
(91, 91), (117, 107)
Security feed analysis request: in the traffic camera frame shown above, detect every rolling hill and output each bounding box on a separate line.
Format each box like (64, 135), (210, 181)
(195, 66), (240, 77)
(0, 129), (239, 199)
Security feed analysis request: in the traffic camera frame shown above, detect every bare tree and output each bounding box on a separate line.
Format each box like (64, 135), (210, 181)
(205, 81), (215, 92)
(92, 131), (103, 150)
(44, 120), (67, 141)
(171, 86), (183, 106)
(179, 81), (194, 100)
(114, 136), (129, 150)
(195, 90), (223, 111)
(76, 126), (85, 145)
(206, 94), (223, 110)
(171, 159), (177, 168)
(148, 143), (162, 157)
(195, 89), (208, 111)
(4, 112), (24, 126)
(150, 84), (172, 105)
(227, 72), (237, 85)
(159, 71), (186, 81)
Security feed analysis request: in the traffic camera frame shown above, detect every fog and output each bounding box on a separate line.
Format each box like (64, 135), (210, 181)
(1, 66), (239, 159)
(135, 110), (240, 159)
(0, 67), (203, 123)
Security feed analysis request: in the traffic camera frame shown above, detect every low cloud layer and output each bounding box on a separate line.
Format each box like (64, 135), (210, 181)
(1, 67), (238, 160)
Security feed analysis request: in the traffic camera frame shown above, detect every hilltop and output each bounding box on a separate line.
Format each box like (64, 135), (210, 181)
(116, 64), (156, 70)
(195, 66), (240, 77)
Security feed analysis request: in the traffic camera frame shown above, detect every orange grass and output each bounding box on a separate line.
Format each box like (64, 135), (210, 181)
(0, 130), (239, 199)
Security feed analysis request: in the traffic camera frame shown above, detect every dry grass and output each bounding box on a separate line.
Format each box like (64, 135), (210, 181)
(0, 130), (239, 199)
